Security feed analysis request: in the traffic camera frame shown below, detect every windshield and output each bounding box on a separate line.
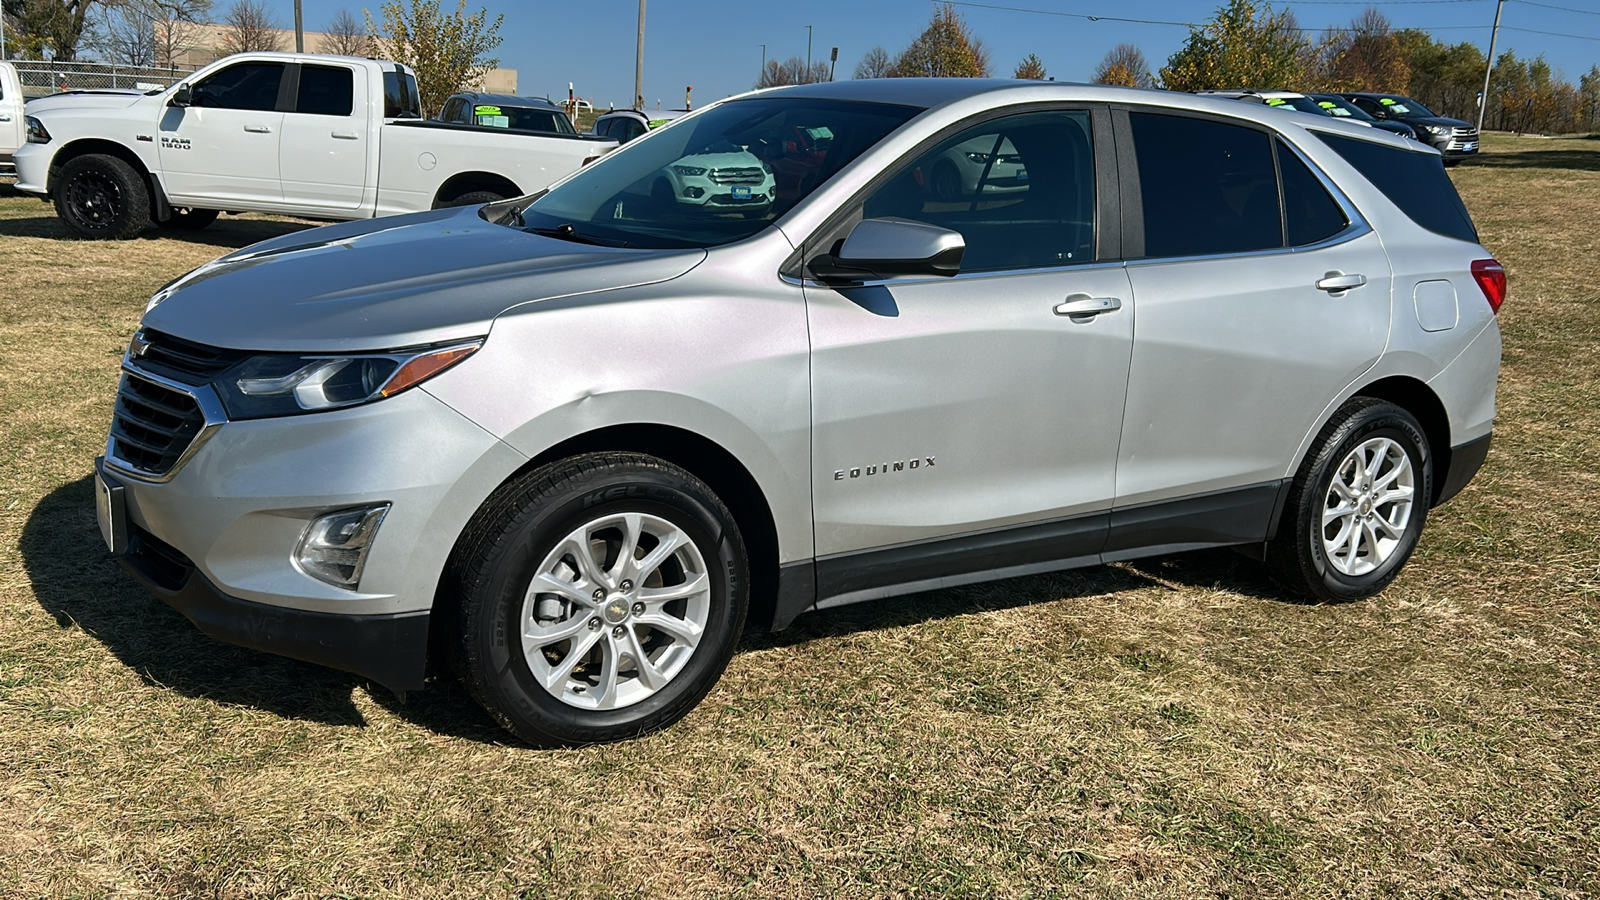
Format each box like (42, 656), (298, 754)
(1379, 97), (1435, 118)
(1263, 96), (1327, 115)
(519, 96), (921, 249)
(1311, 96), (1375, 121)
(474, 104), (576, 134)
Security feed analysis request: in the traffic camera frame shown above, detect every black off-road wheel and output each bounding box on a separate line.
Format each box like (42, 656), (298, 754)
(444, 453), (749, 746)
(1267, 398), (1433, 603)
(54, 153), (151, 240)
(157, 208), (220, 230)
(437, 190), (504, 209)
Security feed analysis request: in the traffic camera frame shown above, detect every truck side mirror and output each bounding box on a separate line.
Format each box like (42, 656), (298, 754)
(169, 84), (192, 108)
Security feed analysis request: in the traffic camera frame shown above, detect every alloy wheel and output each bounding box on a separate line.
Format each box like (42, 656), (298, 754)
(1321, 436), (1416, 577)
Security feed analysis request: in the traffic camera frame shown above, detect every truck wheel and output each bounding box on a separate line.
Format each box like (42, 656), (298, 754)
(437, 190), (503, 209)
(158, 208), (219, 230)
(445, 452), (749, 746)
(54, 154), (151, 240)
(1266, 398), (1432, 603)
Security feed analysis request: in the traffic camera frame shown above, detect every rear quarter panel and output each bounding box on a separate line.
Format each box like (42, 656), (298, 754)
(375, 123), (616, 214)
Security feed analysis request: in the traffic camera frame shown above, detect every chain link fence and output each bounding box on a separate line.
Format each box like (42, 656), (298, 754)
(10, 61), (196, 98)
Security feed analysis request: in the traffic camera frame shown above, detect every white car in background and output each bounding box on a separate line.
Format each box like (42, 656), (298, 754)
(928, 134), (1029, 201)
(652, 142), (776, 214)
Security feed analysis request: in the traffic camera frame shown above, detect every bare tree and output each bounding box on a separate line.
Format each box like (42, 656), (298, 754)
(757, 55), (829, 88)
(853, 45), (893, 79)
(219, 0), (282, 54)
(322, 7), (368, 56)
(91, 0), (212, 67)
(1093, 43), (1154, 87)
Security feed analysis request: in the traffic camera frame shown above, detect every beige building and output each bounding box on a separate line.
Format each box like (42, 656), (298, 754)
(160, 22), (517, 94)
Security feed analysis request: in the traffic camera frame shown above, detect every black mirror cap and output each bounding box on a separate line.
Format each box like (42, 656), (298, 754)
(169, 84), (192, 107)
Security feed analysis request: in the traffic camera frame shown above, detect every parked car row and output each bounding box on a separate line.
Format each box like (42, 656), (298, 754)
(1197, 89), (1480, 165)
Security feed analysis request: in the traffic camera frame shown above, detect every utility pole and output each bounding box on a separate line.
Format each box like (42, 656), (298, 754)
(1477, 0), (1505, 135)
(634, 0), (646, 110)
(294, 0), (304, 53)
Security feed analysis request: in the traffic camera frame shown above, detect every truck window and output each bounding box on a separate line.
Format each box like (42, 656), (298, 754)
(296, 65), (354, 116)
(383, 71), (422, 119)
(441, 98), (466, 123)
(193, 62), (286, 112)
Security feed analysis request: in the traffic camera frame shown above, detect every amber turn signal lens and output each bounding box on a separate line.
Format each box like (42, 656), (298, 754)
(379, 344), (479, 398)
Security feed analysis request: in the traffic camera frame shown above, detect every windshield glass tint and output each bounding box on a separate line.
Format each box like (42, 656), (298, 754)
(1380, 97), (1435, 118)
(1312, 96), (1372, 120)
(522, 97), (921, 248)
(1315, 132), (1476, 243)
(476, 105), (575, 134)
(1265, 96), (1326, 115)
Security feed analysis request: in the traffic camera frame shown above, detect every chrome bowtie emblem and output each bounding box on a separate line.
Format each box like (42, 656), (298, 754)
(128, 331), (151, 359)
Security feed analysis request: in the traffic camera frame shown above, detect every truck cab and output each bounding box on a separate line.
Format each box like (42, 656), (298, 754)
(0, 62), (25, 174)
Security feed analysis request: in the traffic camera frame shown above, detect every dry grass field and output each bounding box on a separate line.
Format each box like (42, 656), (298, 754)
(0, 133), (1597, 898)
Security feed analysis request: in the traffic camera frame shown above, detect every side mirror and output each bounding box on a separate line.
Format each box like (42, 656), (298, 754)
(169, 84), (192, 108)
(808, 217), (965, 283)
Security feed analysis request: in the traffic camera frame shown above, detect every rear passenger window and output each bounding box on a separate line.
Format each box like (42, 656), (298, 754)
(860, 110), (1096, 271)
(296, 65), (354, 116)
(1313, 131), (1477, 243)
(1131, 112), (1281, 258)
(1277, 139), (1348, 245)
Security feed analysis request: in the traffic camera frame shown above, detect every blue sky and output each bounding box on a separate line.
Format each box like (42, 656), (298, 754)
(263, 0), (1600, 105)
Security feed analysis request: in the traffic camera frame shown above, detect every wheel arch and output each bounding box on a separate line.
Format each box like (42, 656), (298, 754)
(442, 422), (786, 635)
(1350, 375), (1453, 506)
(47, 138), (171, 219)
(432, 171), (521, 208)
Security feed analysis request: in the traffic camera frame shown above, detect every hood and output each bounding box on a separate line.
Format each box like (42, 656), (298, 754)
(1406, 116), (1472, 130)
(141, 205), (707, 352)
(26, 91), (149, 114)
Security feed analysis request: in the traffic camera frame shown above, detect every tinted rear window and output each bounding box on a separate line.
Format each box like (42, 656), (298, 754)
(1314, 132), (1477, 243)
(382, 71), (422, 119)
(297, 65), (354, 116)
(1130, 112), (1283, 257)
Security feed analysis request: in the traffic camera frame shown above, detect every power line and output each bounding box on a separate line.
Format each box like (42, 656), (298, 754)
(1512, 0), (1600, 15)
(1502, 23), (1600, 38)
(935, 1), (1195, 27)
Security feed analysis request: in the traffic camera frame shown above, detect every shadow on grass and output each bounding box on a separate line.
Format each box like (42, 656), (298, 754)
(23, 473), (1301, 744)
(0, 202), (316, 251)
(1466, 148), (1600, 173)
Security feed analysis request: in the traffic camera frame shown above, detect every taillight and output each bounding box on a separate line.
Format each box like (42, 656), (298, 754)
(1471, 258), (1506, 314)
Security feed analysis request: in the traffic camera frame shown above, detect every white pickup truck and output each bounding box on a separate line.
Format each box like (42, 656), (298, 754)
(1, 62), (25, 175)
(14, 52), (617, 238)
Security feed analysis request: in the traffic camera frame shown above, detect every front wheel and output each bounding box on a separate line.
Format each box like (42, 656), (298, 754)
(1267, 398), (1433, 603)
(54, 153), (151, 240)
(446, 452), (749, 746)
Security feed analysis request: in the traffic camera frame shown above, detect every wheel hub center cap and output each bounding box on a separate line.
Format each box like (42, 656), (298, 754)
(602, 595), (631, 624)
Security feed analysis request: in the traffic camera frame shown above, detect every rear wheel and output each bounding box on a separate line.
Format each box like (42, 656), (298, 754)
(1267, 398), (1432, 602)
(157, 208), (219, 230)
(931, 161), (962, 202)
(54, 153), (150, 240)
(437, 190), (504, 209)
(446, 453), (749, 746)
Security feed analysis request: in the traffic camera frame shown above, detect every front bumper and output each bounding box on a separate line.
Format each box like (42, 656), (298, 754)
(96, 383), (526, 688)
(12, 142), (51, 196)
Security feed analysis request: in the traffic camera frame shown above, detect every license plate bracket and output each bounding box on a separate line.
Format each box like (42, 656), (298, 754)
(95, 461), (128, 555)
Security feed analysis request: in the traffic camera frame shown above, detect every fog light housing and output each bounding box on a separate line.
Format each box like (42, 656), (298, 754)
(683, 186), (704, 198)
(296, 504), (389, 589)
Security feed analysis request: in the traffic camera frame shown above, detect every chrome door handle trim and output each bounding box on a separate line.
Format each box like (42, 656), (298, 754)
(1053, 295), (1122, 318)
(1316, 272), (1367, 292)
(332, 131), (359, 140)
(243, 125), (272, 133)
(0, 115), (11, 122)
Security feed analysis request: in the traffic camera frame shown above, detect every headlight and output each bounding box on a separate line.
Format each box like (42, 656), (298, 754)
(1427, 125), (1449, 135)
(215, 341), (481, 420)
(964, 151), (990, 164)
(25, 116), (51, 144)
(672, 165), (707, 176)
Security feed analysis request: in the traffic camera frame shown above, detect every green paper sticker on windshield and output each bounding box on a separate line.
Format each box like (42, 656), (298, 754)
(475, 105), (503, 116)
(647, 118), (673, 128)
(1379, 98), (1396, 105)
(1319, 101), (1336, 108)
(1265, 98), (1287, 106)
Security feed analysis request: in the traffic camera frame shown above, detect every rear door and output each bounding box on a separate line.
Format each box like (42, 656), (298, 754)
(279, 62), (369, 212)
(805, 107), (1133, 599)
(159, 59), (286, 205)
(1109, 109), (1393, 551)
(0, 67), (24, 159)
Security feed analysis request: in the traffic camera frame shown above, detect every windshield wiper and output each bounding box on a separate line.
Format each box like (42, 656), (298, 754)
(526, 223), (627, 247)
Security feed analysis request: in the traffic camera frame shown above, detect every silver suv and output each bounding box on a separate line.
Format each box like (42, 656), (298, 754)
(96, 80), (1504, 746)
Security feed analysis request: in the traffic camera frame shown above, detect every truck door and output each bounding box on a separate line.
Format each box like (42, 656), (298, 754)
(0, 66), (25, 167)
(159, 59), (286, 206)
(279, 62), (369, 212)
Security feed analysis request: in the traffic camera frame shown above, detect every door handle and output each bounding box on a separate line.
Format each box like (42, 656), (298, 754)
(0, 115), (11, 122)
(1053, 295), (1122, 318)
(243, 124), (272, 133)
(331, 131), (359, 140)
(1316, 272), (1368, 293)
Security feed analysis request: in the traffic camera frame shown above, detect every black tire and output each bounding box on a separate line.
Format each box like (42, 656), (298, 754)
(931, 160), (963, 202)
(1443, 159), (1461, 168)
(54, 153), (150, 240)
(157, 207), (219, 230)
(1267, 398), (1433, 603)
(436, 189), (505, 209)
(445, 452), (749, 746)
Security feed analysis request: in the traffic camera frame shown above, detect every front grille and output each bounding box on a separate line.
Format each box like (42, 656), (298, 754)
(110, 374), (205, 476)
(1451, 126), (1478, 138)
(127, 524), (195, 590)
(132, 328), (248, 385)
(709, 166), (764, 185)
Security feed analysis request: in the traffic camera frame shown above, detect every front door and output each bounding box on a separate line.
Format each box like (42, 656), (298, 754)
(279, 62), (369, 211)
(160, 60), (286, 206)
(806, 108), (1133, 600)
(1110, 111), (1393, 539)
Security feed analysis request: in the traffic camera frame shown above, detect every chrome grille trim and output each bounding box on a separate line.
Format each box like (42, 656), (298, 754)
(709, 166), (764, 185)
(103, 365), (228, 484)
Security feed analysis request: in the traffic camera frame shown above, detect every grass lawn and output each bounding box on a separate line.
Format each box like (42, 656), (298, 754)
(0, 133), (1597, 897)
